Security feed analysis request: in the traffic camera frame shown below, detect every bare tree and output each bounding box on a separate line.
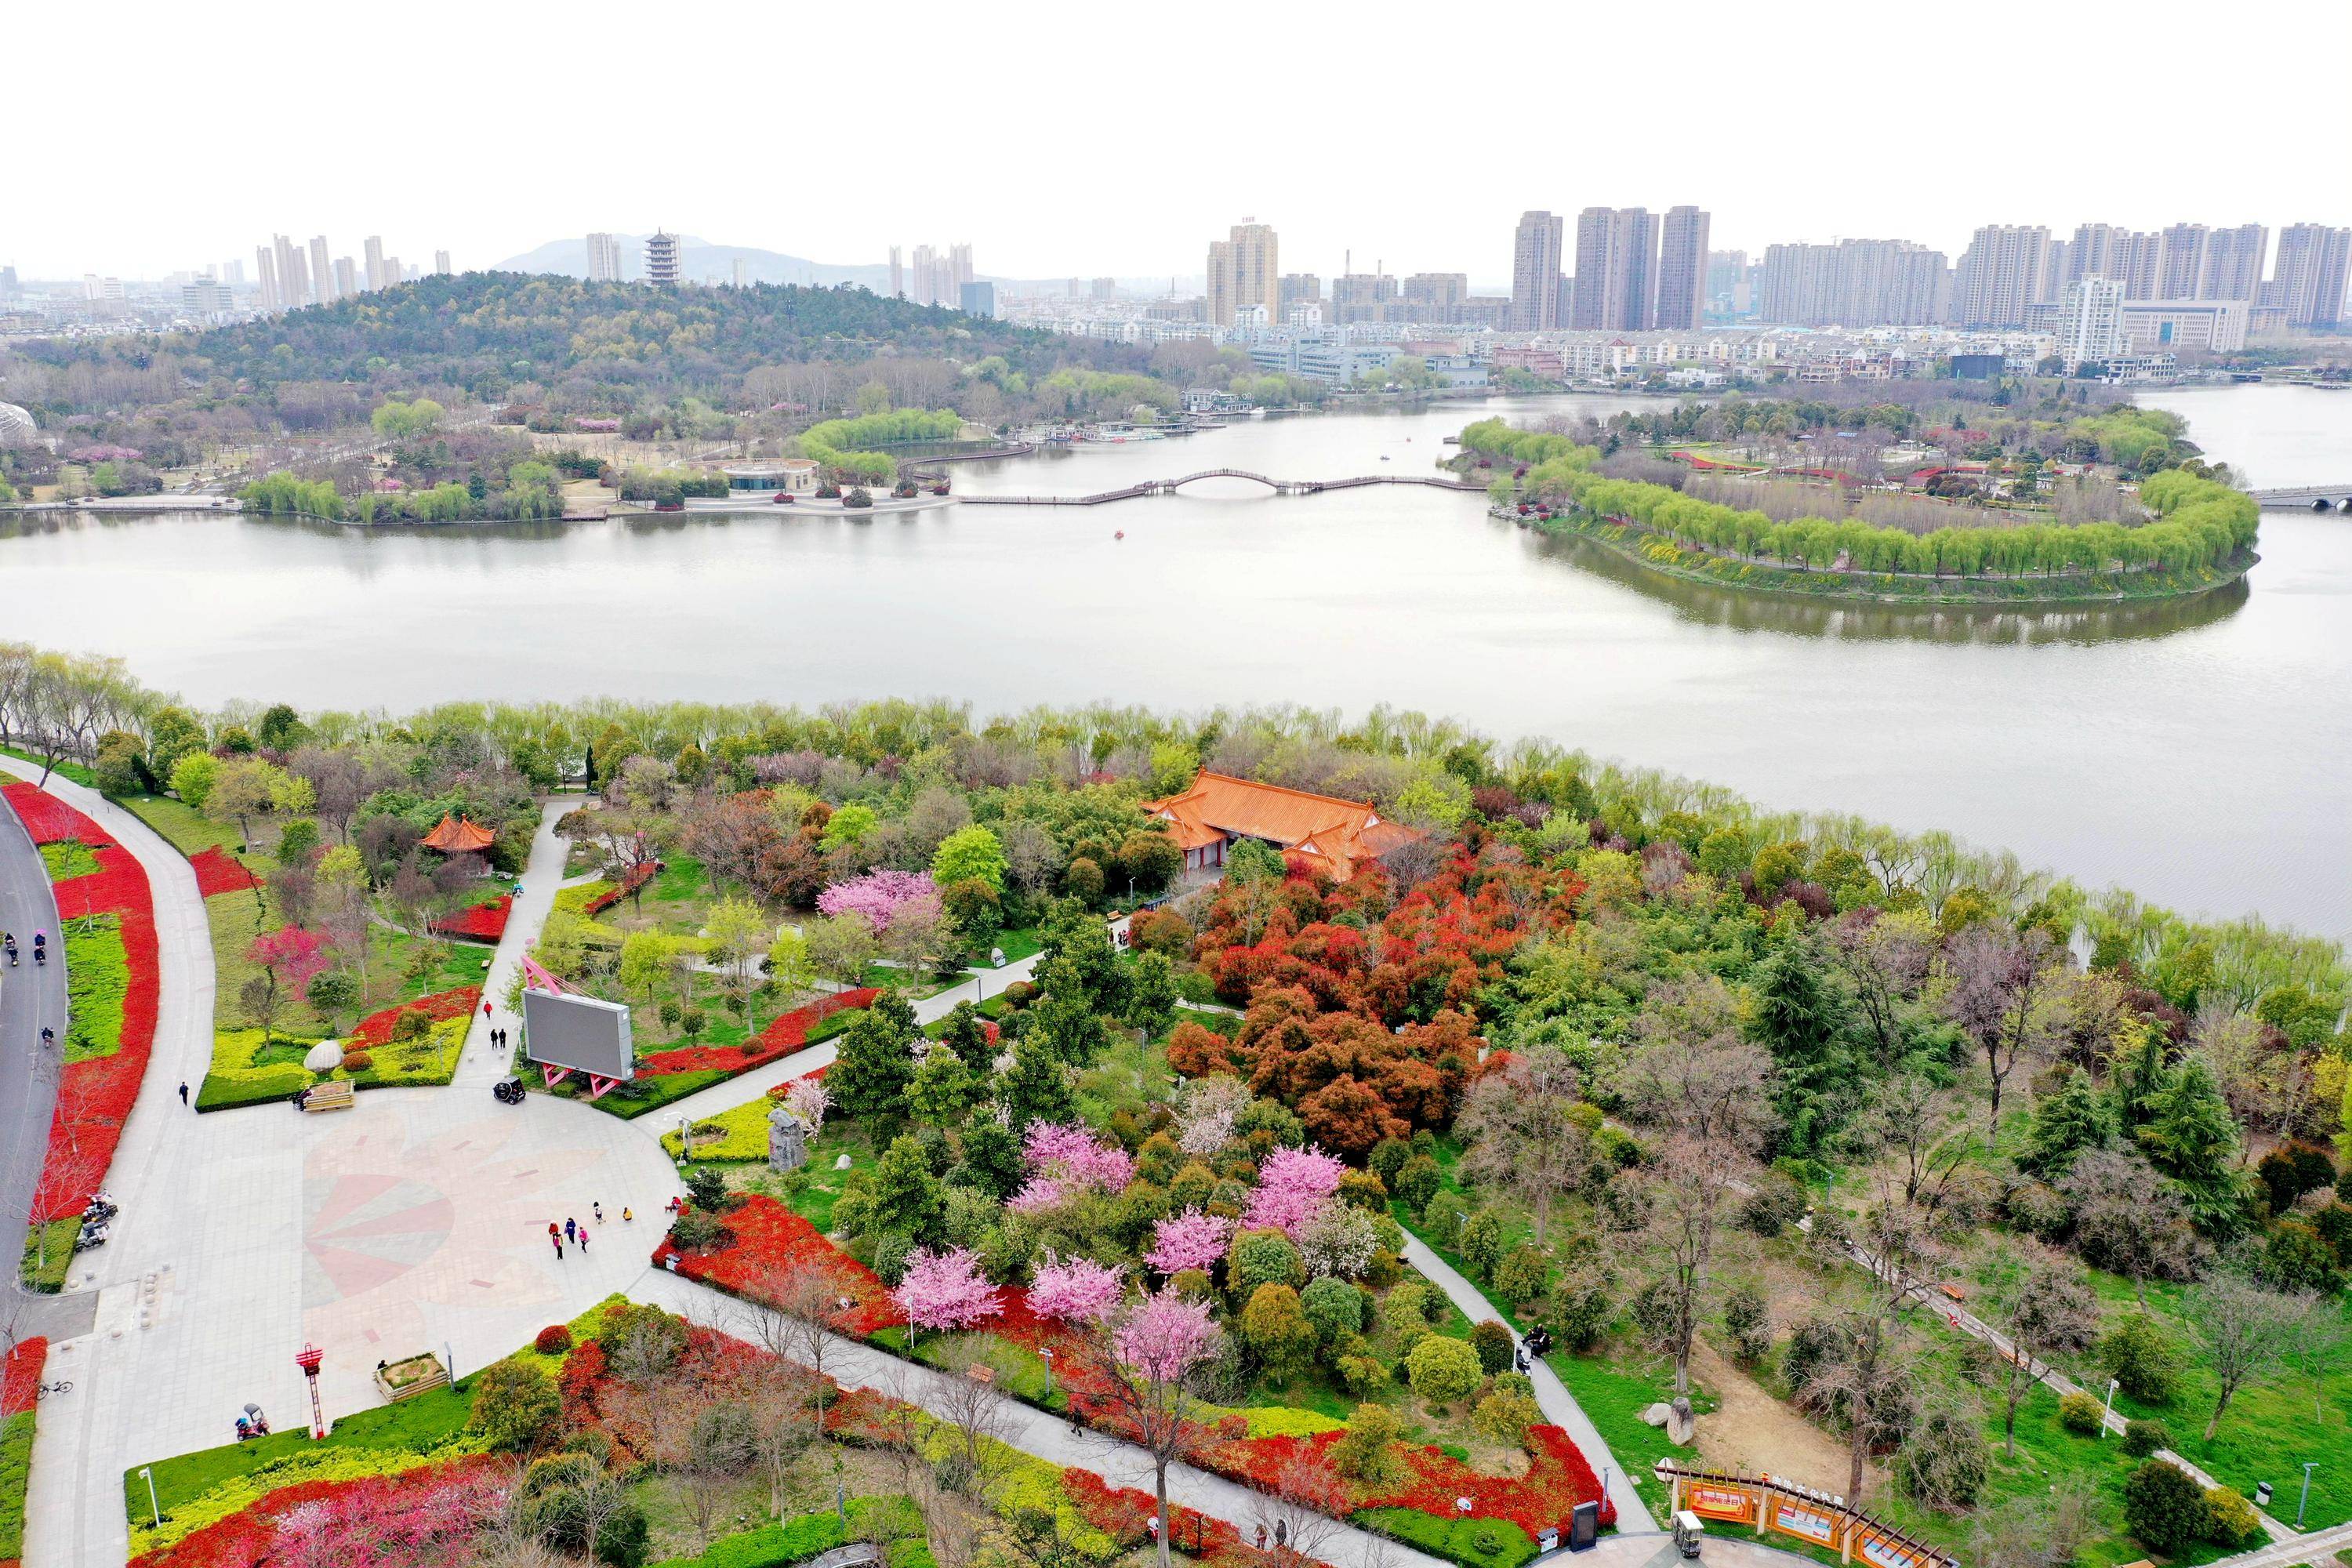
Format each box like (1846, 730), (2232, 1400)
(1802, 1192), (1936, 1506)
(1456, 1045), (1590, 1245)
(1867, 1073), (1977, 1216)
(931, 1338), (1020, 1497)
(1607, 974), (1774, 1148)
(2186, 1274), (2317, 1441)
(1635, 1137), (1744, 1397)
(1944, 926), (2058, 1134)
(1246, 1447), (1352, 1568)
(735, 1254), (862, 1513)
(2060, 1150), (2197, 1305)
(1994, 1263), (2097, 1456)
(1832, 910), (1933, 1069)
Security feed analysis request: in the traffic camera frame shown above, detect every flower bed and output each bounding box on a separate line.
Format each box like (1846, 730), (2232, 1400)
(430, 895), (511, 942)
(653, 1193), (901, 1335)
(185, 847), (260, 899)
(4, 782), (160, 1223)
(578, 858), (661, 917)
(639, 988), (877, 1077)
(197, 986), (480, 1112)
(0, 1338), (45, 1568)
(127, 1453), (503, 1568)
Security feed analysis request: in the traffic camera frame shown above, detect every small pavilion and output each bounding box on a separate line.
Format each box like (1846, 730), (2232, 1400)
(421, 814), (496, 855)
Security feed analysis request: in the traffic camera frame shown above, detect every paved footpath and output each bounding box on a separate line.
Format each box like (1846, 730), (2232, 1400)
(0, 769), (74, 1338)
(1401, 1236), (1650, 1527)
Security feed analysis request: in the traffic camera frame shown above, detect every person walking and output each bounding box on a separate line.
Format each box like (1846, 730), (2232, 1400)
(592, 1202), (604, 1224)
(577, 1229), (589, 1255)
(552, 1234), (563, 1260)
(622, 1207), (633, 1223)
(179, 1081), (189, 1105)
(564, 1217), (576, 1243)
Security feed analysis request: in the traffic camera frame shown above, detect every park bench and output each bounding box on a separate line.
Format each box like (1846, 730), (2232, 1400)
(297, 1080), (355, 1114)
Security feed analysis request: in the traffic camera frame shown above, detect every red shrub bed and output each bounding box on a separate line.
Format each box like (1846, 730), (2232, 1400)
(652, 1192), (900, 1334)
(430, 895), (511, 942)
(6, 784), (162, 1223)
(581, 859), (660, 916)
(1061, 1464), (1243, 1557)
(2, 1337), (45, 1417)
(344, 985), (483, 1051)
(641, 987), (878, 1076)
(1201, 1425), (1614, 1534)
(125, 1453), (506, 1568)
(187, 847), (260, 898)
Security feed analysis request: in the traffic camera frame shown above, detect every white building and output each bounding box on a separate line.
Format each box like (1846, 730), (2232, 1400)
(586, 232), (625, 283)
(2055, 278), (2125, 372)
(2120, 298), (2247, 354)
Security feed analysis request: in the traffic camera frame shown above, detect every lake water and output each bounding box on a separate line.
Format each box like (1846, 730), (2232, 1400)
(4, 387), (2350, 941)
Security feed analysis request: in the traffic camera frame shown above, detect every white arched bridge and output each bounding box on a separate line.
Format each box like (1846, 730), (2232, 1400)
(958, 470), (1490, 506)
(2251, 485), (2352, 512)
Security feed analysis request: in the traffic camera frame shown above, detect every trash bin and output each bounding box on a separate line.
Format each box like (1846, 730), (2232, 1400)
(2255, 1482), (2274, 1508)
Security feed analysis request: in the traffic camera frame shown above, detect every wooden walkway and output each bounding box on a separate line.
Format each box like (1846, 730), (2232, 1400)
(960, 470), (1489, 506)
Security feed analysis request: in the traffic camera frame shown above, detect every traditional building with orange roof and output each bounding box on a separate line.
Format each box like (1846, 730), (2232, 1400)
(1143, 770), (1419, 881)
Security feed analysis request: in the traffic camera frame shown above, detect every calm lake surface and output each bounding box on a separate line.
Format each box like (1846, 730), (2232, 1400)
(4, 387), (2350, 941)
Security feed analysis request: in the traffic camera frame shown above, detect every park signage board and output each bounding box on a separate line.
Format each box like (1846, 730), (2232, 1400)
(523, 989), (636, 1081)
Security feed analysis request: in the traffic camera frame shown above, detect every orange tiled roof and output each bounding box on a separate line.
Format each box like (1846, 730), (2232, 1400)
(421, 813), (495, 853)
(1144, 771), (1417, 881)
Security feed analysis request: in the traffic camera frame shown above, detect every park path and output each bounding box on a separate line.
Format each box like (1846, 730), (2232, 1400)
(457, 797), (579, 1089)
(1398, 1236), (1650, 1527)
(0, 767), (75, 1339)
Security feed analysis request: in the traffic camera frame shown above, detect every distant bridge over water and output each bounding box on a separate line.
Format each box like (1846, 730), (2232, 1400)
(2250, 485), (2352, 512)
(957, 470), (1490, 507)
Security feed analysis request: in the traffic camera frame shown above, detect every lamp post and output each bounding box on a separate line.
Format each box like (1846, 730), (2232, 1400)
(294, 1342), (326, 1440)
(2301, 1463), (2318, 1529)
(445, 1339), (456, 1388)
(2099, 1377), (2118, 1438)
(138, 1465), (160, 1529)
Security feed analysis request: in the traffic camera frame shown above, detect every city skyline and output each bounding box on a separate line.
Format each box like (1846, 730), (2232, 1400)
(9, 0), (2347, 281)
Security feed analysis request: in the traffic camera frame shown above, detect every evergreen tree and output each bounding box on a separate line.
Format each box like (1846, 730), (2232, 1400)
(2136, 1057), (2242, 1226)
(1749, 935), (1862, 1156)
(2111, 1028), (2169, 1132)
(832, 1000), (918, 1121)
(908, 1048), (979, 1125)
(1000, 1035), (1079, 1131)
(939, 1001), (996, 1076)
(2021, 1068), (2119, 1179)
(1029, 987), (1112, 1069)
(869, 1134), (946, 1244)
(956, 1116), (1025, 1200)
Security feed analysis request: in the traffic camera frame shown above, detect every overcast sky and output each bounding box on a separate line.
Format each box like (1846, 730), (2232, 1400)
(18, 0), (2350, 285)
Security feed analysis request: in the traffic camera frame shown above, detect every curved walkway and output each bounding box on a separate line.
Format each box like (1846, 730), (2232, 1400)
(1399, 1236), (1649, 1526)
(0, 775), (71, 1330)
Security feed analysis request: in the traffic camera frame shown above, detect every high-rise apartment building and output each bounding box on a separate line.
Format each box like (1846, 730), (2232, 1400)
(273, 235), (307, 308)
(644, 230), (681, 287)
(255, 246), (280, 311)
(1758, 239), (1947, 326)
(731, 259), (752, 289)
(1509, 210), (1566, 332)
(334, 258), (358, 298)
(587, 232), (625, 283)
(2198, 224), (2267, 303)
(222, 259), (245, 287)
(1091, 277), (1116, 299)
(1206, 220), (1278, 328)
(434, 251), (451, 276)
(2055, 278), (2125, 373)
(1952, 225), (2050, 327)
(1278, 274), (1323, 314)
(887, 246), (903, 298)
(310, 236), (336, 303)
(2270, 223), (2352, 329)
(2065, 224), (2163, 296)
(1330, 271), (1399, 325)
(364, 235), (387, 292)
(1652, 206), (1710, 331)
(959, 281), (998, 318)
(2155, 223), (2209, 299)
(1571, 207), (1658, 331)
(1403, 273), (1468, 321)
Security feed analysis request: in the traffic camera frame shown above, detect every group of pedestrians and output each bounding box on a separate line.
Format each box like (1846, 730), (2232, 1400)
(482, 1001), (511, 1053)
(546, 1200), (628, 1260)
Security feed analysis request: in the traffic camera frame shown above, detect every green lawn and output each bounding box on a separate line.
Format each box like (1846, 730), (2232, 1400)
(17, 1218), (79, 1292)
(0, 746), (96, 787)
(38, 839), (100, 880)
(62, 913), (129, 1062)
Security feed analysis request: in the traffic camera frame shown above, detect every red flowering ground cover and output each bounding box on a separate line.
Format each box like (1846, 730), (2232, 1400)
(580, 859), (660, 917)
(1203, 1425), (1615, 1535)
(187, 847), (260, 899)
(5, 783), (161, 1222)
(1, 1337), (45, 1417)
(125, 1454), (505, 1568)
(640, 986), (879, 1076)
(652, 1192), (902, 1334)
(343, 985), (483, 1051)
(430, 895), (510, 942)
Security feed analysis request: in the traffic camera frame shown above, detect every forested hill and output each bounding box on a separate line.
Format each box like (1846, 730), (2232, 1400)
(4, 273), (1112, 408)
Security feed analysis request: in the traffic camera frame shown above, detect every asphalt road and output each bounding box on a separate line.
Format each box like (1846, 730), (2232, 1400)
(0, 786), (74, 1325)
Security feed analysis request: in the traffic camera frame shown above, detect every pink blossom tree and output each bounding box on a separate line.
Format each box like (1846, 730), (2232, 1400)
(817, 869), (939, 933)
(1027, 1254), (1127, 1324)
(1024, 1122), (1136, 1191)
(245, 925), (331, 1041)
(778, 1075), (830, 1129)
(891, 1246), (1003, 1339)
(1076, 1291), (1225, 1568)
(1242, 1145), (1346, 1240)
(1145, 1209), (1234, 1276)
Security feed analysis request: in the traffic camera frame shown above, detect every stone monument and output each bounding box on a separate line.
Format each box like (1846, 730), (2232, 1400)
(768, 1106), (808, 1171)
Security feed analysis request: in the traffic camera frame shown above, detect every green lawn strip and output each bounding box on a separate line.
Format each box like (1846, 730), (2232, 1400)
(62, 913), (129, 1061)
(0, 745), (96, 786)
(1356, 1508), (1536, 1568)
(38, 838), (100, 880)
(18, 1217), (81, 1292)
(116, 791), (245, 861)
(0, 1409), (33, 1561)
(983, 925), (1042, 964)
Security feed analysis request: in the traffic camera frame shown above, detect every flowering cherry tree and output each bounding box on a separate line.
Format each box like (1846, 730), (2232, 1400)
(817, 869), (939, 933)
(1242, 1145), (1346, 1239)
(1080, 1291), (1226, 1568)
(891, 1246), (1002, 1337)
(1145, 1208), (1234, 1276)
(1010, 1123), (1138, 1210)
(1027, 1254), (1127, 1324)
(779, 1075), (830, 1129)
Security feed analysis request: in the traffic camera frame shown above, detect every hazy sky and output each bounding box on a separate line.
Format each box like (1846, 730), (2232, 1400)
(18, 0), (2350, 284)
